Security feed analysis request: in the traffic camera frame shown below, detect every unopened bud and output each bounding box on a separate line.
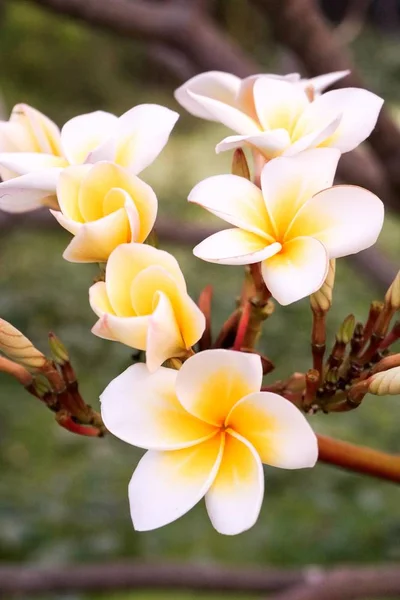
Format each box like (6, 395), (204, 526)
(369, 366), (400, 396)
(33, 373), (53, 397)
(336, 314), (355, 344)
(385, 270), (400, 311)
(48, 332), (69, 365)
(231, 148), (250, 180)
(310, 259), (335, 315)
(0, 319), (46, 371)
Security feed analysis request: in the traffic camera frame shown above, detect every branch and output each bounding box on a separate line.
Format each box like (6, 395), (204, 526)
(317, 434), (400, 483)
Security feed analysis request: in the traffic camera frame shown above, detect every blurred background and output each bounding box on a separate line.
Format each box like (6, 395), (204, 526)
(0, 0), (399, 598)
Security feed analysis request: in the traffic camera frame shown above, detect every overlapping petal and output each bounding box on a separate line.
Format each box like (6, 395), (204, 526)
(61, 111), (118, 165)
(174, 71), (241, 120)
(0, 169), (62, 213)
(193, 229), (281, 265)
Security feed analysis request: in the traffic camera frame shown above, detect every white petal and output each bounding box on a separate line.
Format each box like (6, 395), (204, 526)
(253, 77), (309, 131)
(0, 152), (66, 175)
(283, 114), (341, 156)
(186, 90), (260, 135)
(176, 349), (263, 427)
(101, 363), (217, 450)
(261, 236), (328, 305)
(0, 169), (61, 213)
(194, 229), (281, 265)
(216, 129), (291, 159)
(114, 104), (179, 174)
(260, 149), (341, 237)
(285, 185), (384, 258)
(174, 71), (241, 120)
(303, 70), (350, 94)
(226, 391), (318, 469)
(129, 434), (224, 531)
(297, 88), (384, 153)
(189, 174), (274, 239)
(91, 313), (149, 349)
(61, 111), (118, 164)
(206, 430), (264, 535)
(146, 291), (186, 372)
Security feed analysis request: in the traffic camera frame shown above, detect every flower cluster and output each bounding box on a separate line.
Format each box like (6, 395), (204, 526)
(0, 68), (389, 534)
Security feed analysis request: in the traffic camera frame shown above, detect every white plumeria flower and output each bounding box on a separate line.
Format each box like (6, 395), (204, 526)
(0, 104), (178, 213)
(189, 149), (384, 305)
(174, 69), (381, 159)
(90, 243), (205, 372)
(101, 349), (318, 535)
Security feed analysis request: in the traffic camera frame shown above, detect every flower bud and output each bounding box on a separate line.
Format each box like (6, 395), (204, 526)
(231, 148), (250, 180)
(385, 270), (400, 311)
(0, 319), (46, 371)
(369, 366), (400, 396)
(310, 259), (336, 315)
(336, 314), (355, 344)
(48, 332), (69, 365)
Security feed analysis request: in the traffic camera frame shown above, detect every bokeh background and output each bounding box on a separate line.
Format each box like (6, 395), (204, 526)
(0, 1), (399, 598)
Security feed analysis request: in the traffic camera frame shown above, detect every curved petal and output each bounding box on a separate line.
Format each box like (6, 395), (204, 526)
(105, 243), (186, 316)
(88, 281), (114, 316)
(0, 169), (61, 213)
(176, 349), (263, 427)
(260, 149), (341, 238)
(216, 129), (291, 159)
(296, 88), (384, 153)
(0, 152), (67, 175)
(174, 71), (241, 120)
(226, 391), (318, 469)
(0, 121), (36, 154)
(101, 363), (217, 450)
(285, 185), (384, 258)
(61, 111), (118, 165)
(193, 229), (281, 265)
(186, 90), (260, 135)
(91, 312), (149, 349)
(57, 164), (89, 222)
(303, 70), (350, 94)
(284, 114), (341, 156)
(115, 104), (179, 173)
(11, 103), (62, 155)
(205, 430), (264, 535)
(253, 77), (309, 132)
(261, 236), (328, 305)
(188, 174), (274, 239)
(129, 434), (224, 531)
(51, 208), (81, 236)
(62, 208), (130, 263)
(146, 291), (186, 372)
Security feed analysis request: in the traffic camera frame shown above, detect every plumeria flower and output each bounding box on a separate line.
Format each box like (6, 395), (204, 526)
(51, 161), (158, 263)
(0, 104), (178, 213)
(90, 243), (205, 371)
(101, 349), (318, 535)
(189, 149), (384, 305)
(174, 69), (381, 159)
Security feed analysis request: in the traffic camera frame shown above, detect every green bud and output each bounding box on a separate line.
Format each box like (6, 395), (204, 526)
(48, 332), (69, 365)
(336, 314), (355, 344)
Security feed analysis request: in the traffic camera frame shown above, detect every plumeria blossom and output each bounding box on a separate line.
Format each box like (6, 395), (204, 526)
(89, 243), (205, 371)
(174, 69), (382, 159)
(189, 149), (384, 305)
(0, 104), (178, 213)
(101, 349), (318, 535)
(51, 161), (158, 263)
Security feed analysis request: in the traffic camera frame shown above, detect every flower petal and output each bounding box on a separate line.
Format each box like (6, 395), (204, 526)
(146, 291), (186, 372)
(253, 77), (309, 131)
(303, 70), (350, 94)
(296, 88), (384, 153)
(283, 114), (341, 156)
(189, 174), (274, 239)
(193, 229), (281, 265)
(285, 185), (384, 258)
(91, 313), (149, 349)
(129, 434), (224, 531)
(226, 391), (318, 469)
(114, 104), (179, 174)
(51, 208), (81, 236)
(260, 149), (341, 238)
(174, 71), (241, 120)
(0, 169), (61, 213)
(205, 430), (264, 535)
(56, 164), (89, 222)
(11, 103), (62, 155)
(176, 349), (263, 427)
(261, 236), (328, 305)
(61, 110), (118, 165)
(0, 121), (36, 154)
(0, 152), (67, 175)
(216, 129), (291, 159)
(101, 363), (217, 450)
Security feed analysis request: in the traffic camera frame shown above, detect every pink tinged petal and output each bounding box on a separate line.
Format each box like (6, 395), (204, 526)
(0, 152), (67, 175)
(101, 363), (217, 450)
(216, 129), (291, 159)
(174, 71), (242, 120)
(193, 229), (281, 266)
(186, 90), (260, 135)
(51, 208), (82, 236)
(61, 111), (118, 165)
(283, 114), (342, 156)
(146, 291), (186, 372)
(205, 430), (264, 535)
(261, 236), (328, 306)
(303, 70), (350, 94)
(91, 313), (149, 349)
(253, 77), (309, 132)
(129, 433), (224, 531)
(105, 243), (186, 317)
(188, 174), (274, 239)
(0, 169), (62, 213)
(285, 185), (384, 258)
(296, 88), (384, 153)
(260, 149), (341, 238)
(115, 104), (179, 174)
(226, 391), (318, 469)
(175, 349), (263, 427)
(62, 208), (131, 263)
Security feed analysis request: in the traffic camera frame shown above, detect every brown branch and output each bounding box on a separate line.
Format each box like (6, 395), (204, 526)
(317, 434), (400, 483)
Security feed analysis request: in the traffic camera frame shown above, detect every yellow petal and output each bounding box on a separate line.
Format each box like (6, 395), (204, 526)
(57, 165), (90, 222)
